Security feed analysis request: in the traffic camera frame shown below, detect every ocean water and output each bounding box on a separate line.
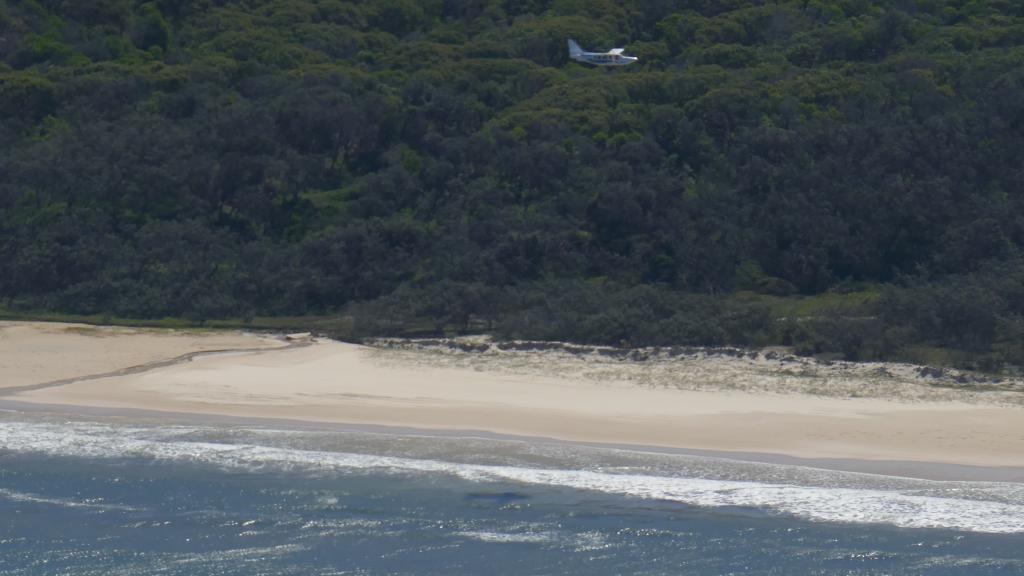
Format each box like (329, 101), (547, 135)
(1, 410), (1023, 575)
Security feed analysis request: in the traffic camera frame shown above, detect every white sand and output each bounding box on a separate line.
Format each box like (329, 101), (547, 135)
(3, 322), (1022, 468)
(0, 321), (282, 390)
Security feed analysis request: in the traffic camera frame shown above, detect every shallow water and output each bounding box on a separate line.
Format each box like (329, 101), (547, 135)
(1, 411), (1022, 575)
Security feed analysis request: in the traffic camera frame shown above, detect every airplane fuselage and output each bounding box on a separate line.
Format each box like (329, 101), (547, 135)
(571, 52), (637, 66)
(567, 40), (638, 67)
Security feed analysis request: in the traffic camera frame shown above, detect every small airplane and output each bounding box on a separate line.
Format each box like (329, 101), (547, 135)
(567, 39), (638, 67)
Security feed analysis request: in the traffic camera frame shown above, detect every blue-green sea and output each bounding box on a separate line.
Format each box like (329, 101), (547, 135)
(1, 409), (1023, 575)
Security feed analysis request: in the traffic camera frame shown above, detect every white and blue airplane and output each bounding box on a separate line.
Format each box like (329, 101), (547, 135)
(568, 39), (638, 66)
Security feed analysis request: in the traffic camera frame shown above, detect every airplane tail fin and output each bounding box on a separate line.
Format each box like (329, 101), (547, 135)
(567, 39), (583, 58)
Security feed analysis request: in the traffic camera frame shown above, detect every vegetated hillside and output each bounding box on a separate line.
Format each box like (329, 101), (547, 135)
(2, 0), (1023, 368)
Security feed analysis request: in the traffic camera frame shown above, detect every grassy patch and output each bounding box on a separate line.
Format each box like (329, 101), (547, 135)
(898, 346), (960, 367)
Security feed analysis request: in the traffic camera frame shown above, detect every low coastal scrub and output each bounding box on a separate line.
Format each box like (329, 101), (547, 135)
(343, 274), (1024, 373)
(363, 336), (1024, 406)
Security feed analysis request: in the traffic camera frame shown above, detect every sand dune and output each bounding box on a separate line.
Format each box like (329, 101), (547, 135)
(0, 321), (283, 391)
(3, 322), (1022, 470)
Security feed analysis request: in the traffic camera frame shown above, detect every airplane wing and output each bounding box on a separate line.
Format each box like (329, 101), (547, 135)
(609, 48), (624, 55)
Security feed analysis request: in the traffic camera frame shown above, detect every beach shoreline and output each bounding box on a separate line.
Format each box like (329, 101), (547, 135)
(3, 321), (1023, 481)
(3, 397), (1023, 483)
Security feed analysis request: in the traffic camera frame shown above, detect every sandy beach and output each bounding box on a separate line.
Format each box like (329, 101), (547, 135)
(0, 321), (284, 391)
(2, 321), (1023, 471)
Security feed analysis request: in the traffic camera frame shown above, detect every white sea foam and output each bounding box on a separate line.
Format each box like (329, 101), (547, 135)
(455, 530), (559, 544)
(455, 527), (608, 551)
(2, 420), (1023, 534)
(0, 488), (139, 511)
(171, 544), (308, 564)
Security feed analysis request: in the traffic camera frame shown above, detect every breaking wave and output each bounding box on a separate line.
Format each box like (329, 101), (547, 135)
(2, 420), (1022, 534)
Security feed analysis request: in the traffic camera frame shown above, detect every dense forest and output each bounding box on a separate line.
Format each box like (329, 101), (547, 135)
(2, 0), (1024, 368)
